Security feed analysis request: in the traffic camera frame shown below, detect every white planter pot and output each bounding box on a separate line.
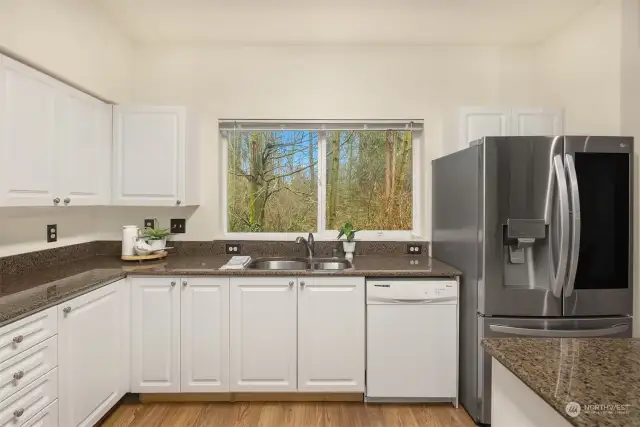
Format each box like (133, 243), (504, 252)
(147, 238), (167, 252)
(342, 241), (356, 260)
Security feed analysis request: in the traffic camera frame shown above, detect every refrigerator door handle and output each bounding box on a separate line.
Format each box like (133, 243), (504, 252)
(551, 155), (570, 298)
(489, 323), (628, 338)
(564, 154), (581, 297)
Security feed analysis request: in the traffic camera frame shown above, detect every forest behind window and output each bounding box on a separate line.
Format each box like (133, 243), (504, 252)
(226, 124), (414, 234)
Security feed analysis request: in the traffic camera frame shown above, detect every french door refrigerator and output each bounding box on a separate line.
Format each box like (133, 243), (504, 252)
(432, 136), (633, 425)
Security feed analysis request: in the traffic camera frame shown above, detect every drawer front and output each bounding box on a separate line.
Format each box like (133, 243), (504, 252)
(0, 368), (57, 427)
(0, 308), (57, 364)
(0, 337), (57, 403)
(22, 400), (57, 427)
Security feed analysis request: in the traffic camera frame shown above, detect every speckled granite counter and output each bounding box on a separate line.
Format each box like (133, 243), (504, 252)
(0, 254), (459, 327)
(483, 338), (640, 427)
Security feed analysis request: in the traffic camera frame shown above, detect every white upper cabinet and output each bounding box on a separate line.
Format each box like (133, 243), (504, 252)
(0, 56), (59, 206)
(0, 55), (112, 207)
(230, 277), (298, 392)
(58, 280), (126, 427)
(112, 106), (200, 206)
(181, 277), (229, 392)
(455, 106), (564, 153)
(130, 277), (181, 393)
(59, 91), (112, 206)
(511, 107), (564, 136)
(297, 277), (365, 392)
(458, 107), (510, 151)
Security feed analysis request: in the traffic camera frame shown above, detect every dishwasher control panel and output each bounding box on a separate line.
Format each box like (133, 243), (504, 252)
(366, 279), (458, 304)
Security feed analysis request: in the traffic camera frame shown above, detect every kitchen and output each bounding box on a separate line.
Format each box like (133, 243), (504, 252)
(0, 1), (639, 426)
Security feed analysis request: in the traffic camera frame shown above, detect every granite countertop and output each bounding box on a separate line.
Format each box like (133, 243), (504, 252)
(0, 254), (460, 327)
(483, 338), (640, 427)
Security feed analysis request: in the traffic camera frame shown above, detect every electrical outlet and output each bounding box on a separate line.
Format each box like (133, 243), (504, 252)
(406, 243), (422, 255)
(170, 218), (186, 234)
(47, 224), (57, 243)
(144, 218), (155, 229)
(226, 243), (241, 254)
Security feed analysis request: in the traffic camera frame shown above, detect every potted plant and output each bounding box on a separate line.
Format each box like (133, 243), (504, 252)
(337, 222), (359, 260)
(140, 223), (171, 252)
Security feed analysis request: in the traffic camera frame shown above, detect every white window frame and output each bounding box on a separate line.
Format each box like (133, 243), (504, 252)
(221, 120), (423, 241)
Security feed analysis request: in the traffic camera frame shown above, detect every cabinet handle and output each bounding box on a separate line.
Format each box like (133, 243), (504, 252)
(12, 335), (23, 344)
(171, 281), (177, 287)
(176, 200), (182, 205)
(182, 280), (187, 287)
(64, 197), (71, 204)
(13, 408), (24, 418)
(53, 198), (60, 205)
(63, 306), (72, 314)
(300, 281), (306, 287)
(288, 280), (294, 287)
(13, 370), (24, 380)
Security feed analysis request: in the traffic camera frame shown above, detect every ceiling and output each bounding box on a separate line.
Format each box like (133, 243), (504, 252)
(96, 0), (601, 45)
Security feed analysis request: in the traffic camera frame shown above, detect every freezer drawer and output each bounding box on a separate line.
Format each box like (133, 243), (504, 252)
(477, 316), (632, 424)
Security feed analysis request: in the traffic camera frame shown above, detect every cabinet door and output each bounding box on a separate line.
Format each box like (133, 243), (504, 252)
(511, 108), (563, 136)
(0, 57), (60, 206)
(457, 107), (510, 152)
(130, 277), (181, 393)
(230, 277), (297, 391)
(181, 277), (229, 392)
(59, 91), (111, 206)
(297, 277), (365, 392)
(112, 106), (186, 206)
(58, 280), (124, 427)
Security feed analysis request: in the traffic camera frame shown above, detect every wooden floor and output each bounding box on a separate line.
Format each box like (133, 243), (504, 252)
(100, 402), (476, 427)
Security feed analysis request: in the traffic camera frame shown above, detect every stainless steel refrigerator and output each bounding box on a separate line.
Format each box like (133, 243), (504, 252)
(432, 136), (633, 425)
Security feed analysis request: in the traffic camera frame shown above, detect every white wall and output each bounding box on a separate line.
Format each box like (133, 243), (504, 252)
(533, 0), (622, 134)
(104, 44), (534, 242)
(0, 0), (133, 102)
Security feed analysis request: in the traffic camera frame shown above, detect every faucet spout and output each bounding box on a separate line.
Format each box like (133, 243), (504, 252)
(296, 233), (315, 260)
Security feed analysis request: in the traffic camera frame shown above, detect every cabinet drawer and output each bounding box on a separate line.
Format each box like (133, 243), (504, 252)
(0, 368), (57, 427)
(0, 308), (57, 364)
(22, 400), (57, 427)
(0, 337), (57, 403)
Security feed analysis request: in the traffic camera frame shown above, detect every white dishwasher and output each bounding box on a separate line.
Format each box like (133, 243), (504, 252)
(366, 278), (458, 405)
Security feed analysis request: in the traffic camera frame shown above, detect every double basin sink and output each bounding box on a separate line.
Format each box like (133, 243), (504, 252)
(246, 257), (352, 272)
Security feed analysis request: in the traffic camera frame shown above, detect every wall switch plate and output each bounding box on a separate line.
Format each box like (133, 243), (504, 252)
(47, 224), (57, 243)
(144, 218), (155, 229)
(226, 243), (241, 255)
(407, 243), (422, 254)
(170, 219), (186, 234)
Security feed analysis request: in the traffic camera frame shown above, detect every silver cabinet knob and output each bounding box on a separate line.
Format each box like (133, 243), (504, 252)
(171, 281), (177, 287)
(63, 306), (71, 314)
(12, 335), (23, 344)
(53, 198), (60, 205)
(13, 408), (24, 418)
(182, 280), (187, 287)
(64, 197), (71, 204)
(176, 200), (182, 205)
(288, 280), (294, 287)
(300, 281), (306, 287)
(13, 370), (24, 380)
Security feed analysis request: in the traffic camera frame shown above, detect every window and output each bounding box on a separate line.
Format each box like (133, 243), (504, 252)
(221, 120), (422, 239)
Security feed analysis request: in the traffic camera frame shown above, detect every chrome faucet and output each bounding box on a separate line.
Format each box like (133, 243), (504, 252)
(296, 233), (315, 260)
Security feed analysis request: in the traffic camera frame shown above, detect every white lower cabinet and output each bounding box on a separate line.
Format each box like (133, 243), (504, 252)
(130, 277), (181, 393)
(181, 277), (229, 392)
(230, 277), (298, 392)
(58, 280), (127, 427)
(22, 401), (58, 427)
(0, 368), (57, 427)
(297, 277), (365, 392)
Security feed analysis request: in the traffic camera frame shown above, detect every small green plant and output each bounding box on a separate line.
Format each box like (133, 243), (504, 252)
(141, 226), (171, 241)
(337, 222), (359, 242)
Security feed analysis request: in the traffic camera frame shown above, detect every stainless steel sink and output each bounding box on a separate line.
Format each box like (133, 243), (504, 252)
(246, 257), (352, 272)
(246, 258), (308, 270)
